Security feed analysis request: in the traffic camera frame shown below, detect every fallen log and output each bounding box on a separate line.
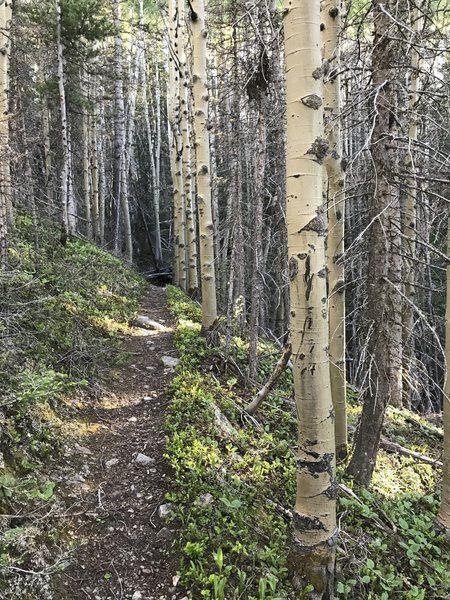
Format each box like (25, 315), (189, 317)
(245, 343), (292, 415)
(379, 436), (442, 467)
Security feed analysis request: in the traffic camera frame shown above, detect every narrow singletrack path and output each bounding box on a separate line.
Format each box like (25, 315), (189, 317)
(53, 286), (184, 600)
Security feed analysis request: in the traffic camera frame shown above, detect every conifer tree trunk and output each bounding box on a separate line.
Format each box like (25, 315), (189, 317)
(347, 0), (403, 485)
(284, 1), (337, 595)
(190, 0), (217, 330)
(322, 0), (347, 459)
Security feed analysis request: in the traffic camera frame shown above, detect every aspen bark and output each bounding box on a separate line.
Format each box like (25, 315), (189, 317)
(178, 2), (198, 293)
(0, 0), (12, 231)
(284, 1), (336, 595)
(190, 0), (217, 330)
(437, 214), (450, 537)
(56, 0), (70, 240)
(402, 10), (420, 408)
(112, 0), (132, 262)
(168, 0), (180, 285)
(347, 0), (403, 485)
(322, 0), (347, 459)
(0, 0), (7, 263)
(140, 0), (162, 268)
(175, 0), (187, 292)
(42, 93), (54, 210)
(90, 98), (100, 243)
(82, 72), (92, 241)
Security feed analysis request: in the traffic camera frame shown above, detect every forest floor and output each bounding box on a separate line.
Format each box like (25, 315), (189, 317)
(52, 286), (185, 600)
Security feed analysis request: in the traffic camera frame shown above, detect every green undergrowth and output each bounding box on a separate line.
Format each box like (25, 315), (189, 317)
(0, 215), (144, 597)
(166, 286), (449, 600)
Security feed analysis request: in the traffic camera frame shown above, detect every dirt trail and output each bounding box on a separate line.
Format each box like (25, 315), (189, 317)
(53, 286), (184, 600)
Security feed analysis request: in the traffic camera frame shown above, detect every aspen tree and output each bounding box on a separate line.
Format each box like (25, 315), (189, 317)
(139, 0), (163, 268)
(284, 0), (337, 595)
(322, 0), (347, 458)
(168, 0), (181, 285)
(190, 0), (217, 331)
(0, 0), (12, 232)
(112, 0), (133, 263)
(438, 213), (450, 537)
(402, 9), (420, 408)
(178, 0), (198, 293)
(41, 88), (54, 210)
(82, 72), (92, 241)
(0, 0), (7, 264)
(56, 0), (70, 240)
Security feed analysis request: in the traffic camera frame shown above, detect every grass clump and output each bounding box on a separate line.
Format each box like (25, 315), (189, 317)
(166, 286), (450, 600)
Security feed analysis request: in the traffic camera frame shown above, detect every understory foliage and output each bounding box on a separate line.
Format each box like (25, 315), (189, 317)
(166, 286), (450, 600)
(0, 216), (144, 597)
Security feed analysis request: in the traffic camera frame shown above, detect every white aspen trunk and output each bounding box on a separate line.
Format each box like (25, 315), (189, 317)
(112, 0), (132, 263)
(437, 213), (450, 537)
(0, 0), (7, 262)
(90, 98), (100, 243)
(56, 0), (70, 240)
(82, 71), (92, 241)
(154, 63), (163, 267)
(42, 93), (54, 210)
(176, 0), (188, 292)
(168, 0), (180, 284)
(67, 125), (77, 233)
(97, 91), (106, 246)
(0, 0), (12, 228)
(188, 90), (200, 291)
(284, 0), (337, 595)
(190, 0), (218, 331)
(139, 0), (162, 268)
(179, 12), (198, 293)
(322, 0), (347, 459)
(402, 9), (420, 408)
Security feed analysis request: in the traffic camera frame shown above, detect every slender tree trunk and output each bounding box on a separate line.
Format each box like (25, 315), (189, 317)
(179, 6), (198, 293)
(190, 0), (217, 331)
(284, 1), (337, 595)
(112, 0), (132, 262)
(437, 213), (450, 538)
(82, 71), (92, 241)
(97, 92), (106, 246)
(139, 0), (162, 268)
(402, 10), (420, 408)
(323, 0), (347, 459)
(42, 95), (53, 207)
(90, 86), (100, 243)
(249, 107), (267, 380)
(347, 0), (403, 486)
(0, 0), (8, 262)
(56, 0), (70, 241)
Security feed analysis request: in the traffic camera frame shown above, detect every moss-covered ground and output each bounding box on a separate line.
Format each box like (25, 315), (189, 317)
(165, 286), (449, 600)
(0, 216), (145, 597)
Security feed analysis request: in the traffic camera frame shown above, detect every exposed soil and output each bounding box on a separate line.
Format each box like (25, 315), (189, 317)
(52, 286), (185, 600)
